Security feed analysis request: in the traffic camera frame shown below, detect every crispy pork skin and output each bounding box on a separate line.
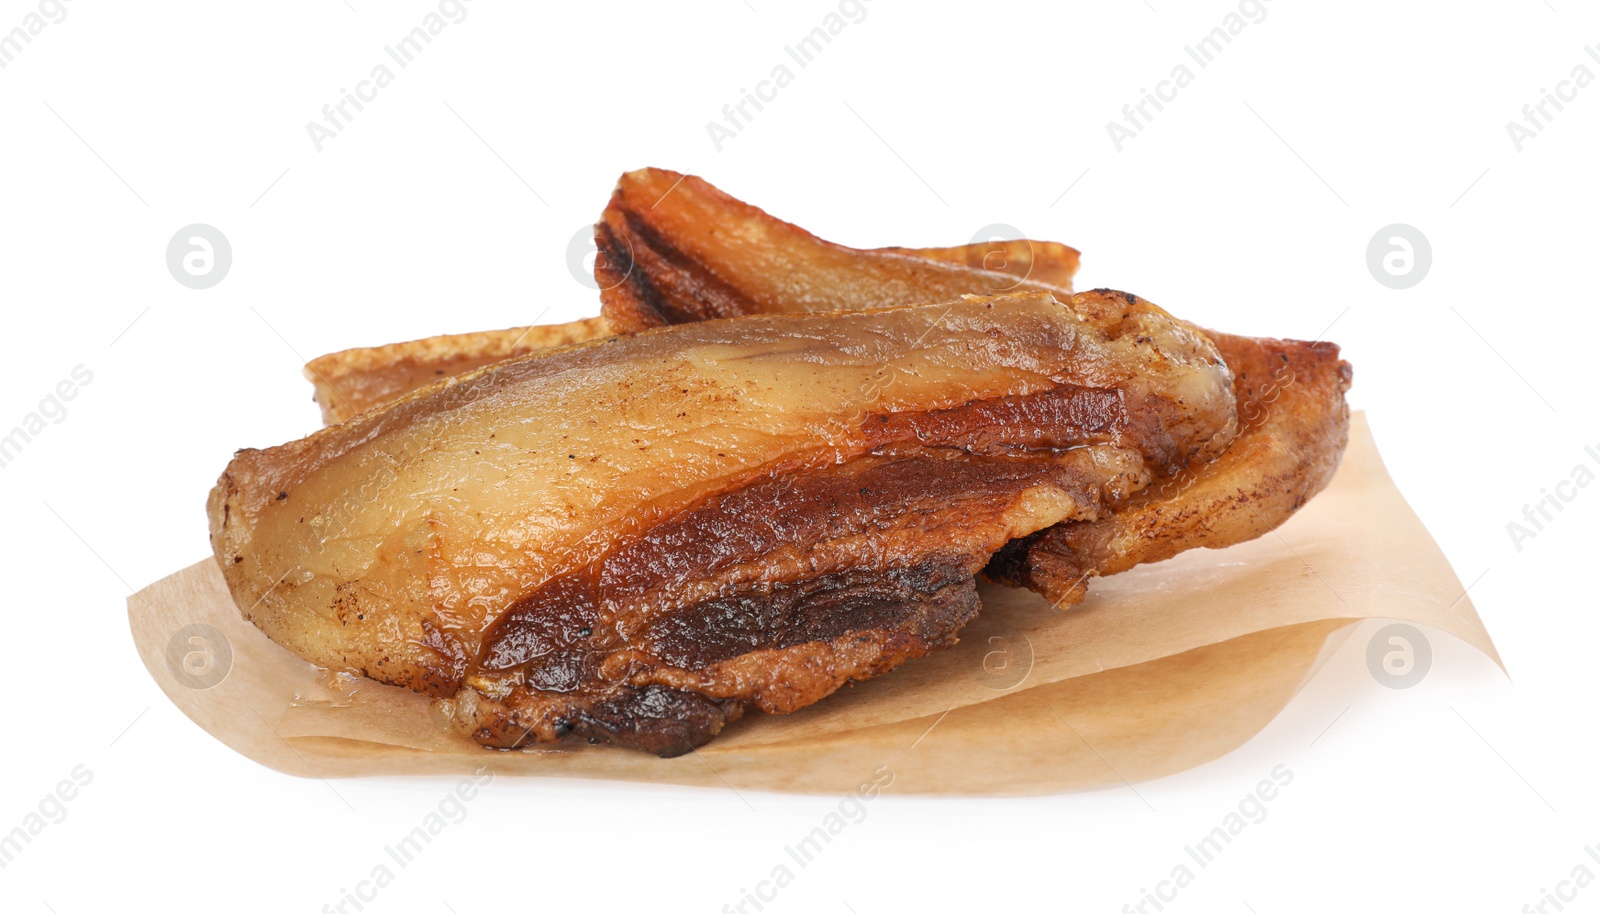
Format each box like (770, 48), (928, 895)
(874, 239), (1081, 290)
(595, 168), (1080, 331)
(211, 292), (1236, 753)
(306, 317), (612, 425)
(985, 332), (1352, 605)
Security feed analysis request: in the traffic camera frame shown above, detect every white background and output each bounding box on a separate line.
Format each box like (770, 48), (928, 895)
(2, 1), (1597, 911)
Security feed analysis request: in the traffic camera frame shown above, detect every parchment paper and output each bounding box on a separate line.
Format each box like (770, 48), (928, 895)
(129, 413), (1500, 794)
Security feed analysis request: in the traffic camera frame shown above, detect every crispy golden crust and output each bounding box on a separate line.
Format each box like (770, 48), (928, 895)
(305, 317), (612, 424)
(874, 240), (1081, 290)
(596, 168), (1080, 331)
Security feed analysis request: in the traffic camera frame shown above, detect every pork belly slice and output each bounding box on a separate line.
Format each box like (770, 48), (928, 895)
(595, 167), (1081, 331)
(210, 292), (1235, 754)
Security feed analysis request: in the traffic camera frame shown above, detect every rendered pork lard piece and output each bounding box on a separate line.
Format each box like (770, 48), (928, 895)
(210, 293), (1238, 754)
(596, 168), (1079, 332)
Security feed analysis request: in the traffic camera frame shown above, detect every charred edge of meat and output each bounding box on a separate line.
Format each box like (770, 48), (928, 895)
(567, 687), (746, 758)
(596, 209), (752, 331)
(640, 557), (981, 669)
(466, 558), (983, 756)
(463, 447), (1133, 753)
(595, 216), (669, 329)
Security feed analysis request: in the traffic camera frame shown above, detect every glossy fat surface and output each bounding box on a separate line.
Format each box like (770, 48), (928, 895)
(209, 291), (1235, 702)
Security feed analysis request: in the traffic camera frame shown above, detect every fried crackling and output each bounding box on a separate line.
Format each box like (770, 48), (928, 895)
(306, 317), (612, 425)
(595, 168), (1080, 331)
(210, 292), (1237, 754)
(871, 239), (1082, 290)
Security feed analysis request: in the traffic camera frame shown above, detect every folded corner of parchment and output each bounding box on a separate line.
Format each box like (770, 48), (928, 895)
(130, 412), (1500, 795)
